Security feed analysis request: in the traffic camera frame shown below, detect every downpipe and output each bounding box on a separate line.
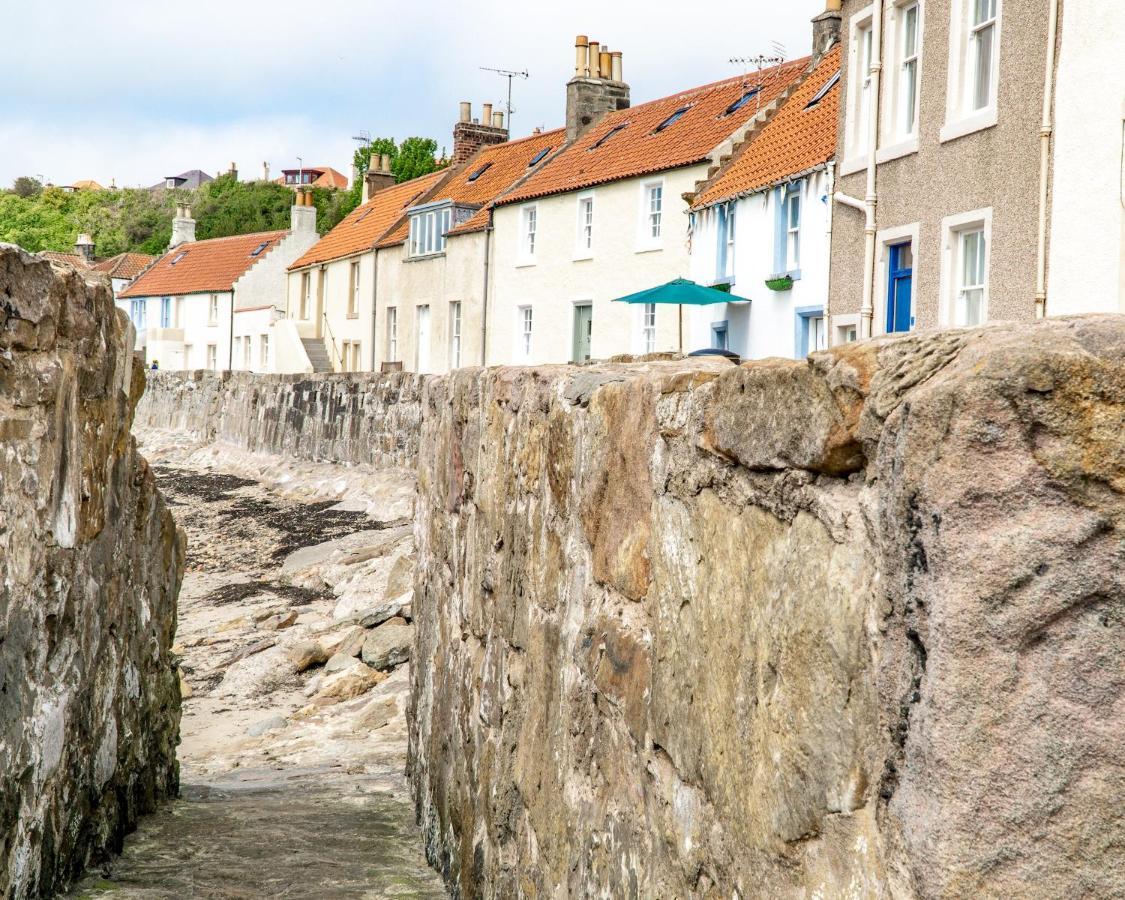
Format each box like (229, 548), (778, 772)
(1035, 0), (1061, 318)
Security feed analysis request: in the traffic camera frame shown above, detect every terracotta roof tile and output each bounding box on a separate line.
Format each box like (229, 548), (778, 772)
(377, 130), (566, 246)
(500, 57), (809, 205)
(119, 230), (288, 298)
(694, 48), (840, 208)
(91, 252), (157, 279)
(288, 171), (446, 270)
(39, 251), (91, 269)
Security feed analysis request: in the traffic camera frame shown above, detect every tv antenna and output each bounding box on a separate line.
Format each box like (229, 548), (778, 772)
(480, 66), (528, 134)
(351, 130), (372, 147)
(728, 48), (786, 112)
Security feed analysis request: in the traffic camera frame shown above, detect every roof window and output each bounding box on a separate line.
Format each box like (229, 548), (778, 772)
(653, 106), (690, 133)
(170, 251), (188, 265)
(467, 162), (493, 182)
(355, 208), (372, 223)
(249, 241), (270, 257)
(723, 87), (761, 116)
(805, 70), (841, 109)
(528, 147), (551, 167)
(590, 123), (628, 149)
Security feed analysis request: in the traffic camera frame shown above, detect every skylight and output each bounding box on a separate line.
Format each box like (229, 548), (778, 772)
(249, 241), (270, 257)
(723, 87), (761, 117)
(355, 208), (372, 223)
(590, 123), (628, 149)
(653, 106), (690, 133)
(528, 147), (551, 167)
(467, 162), (493, 182)
(805, 70), (841, 109)
(169, 251), (188, 265)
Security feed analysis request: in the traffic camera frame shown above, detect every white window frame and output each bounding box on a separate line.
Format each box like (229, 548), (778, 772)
(518, 204), (538, 265)
(938, 207), (992, 327)
(243, 335), (251, 367)
(637, 180), (665, 250)
(874, 222), (922, 335)
(348, 261), (360, 317)
(449, 301), (462, 369)
(641, 302), (657, 354)
(300, 273), (311, 320)
(206, 343), (217, 370)
(940, 0), (1002, 143)
(785, 189), (802, 272)
(842, 4), (876, 176)
(260, 333), (269, 369)
(386, 306), (398, 361)
(575, 193), (594, 259)
(408, 206), (452, 258)
(183, 344), (193, 368)
(207, 293), (219, 326)
(517, 305), (533, 361)
(878, 0), (924, 163)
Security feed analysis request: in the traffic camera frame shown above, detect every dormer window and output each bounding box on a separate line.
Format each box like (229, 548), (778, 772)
(408, 205), (453, 258)
(723, 87), (760, 117)
(166, 178), (177, 189)
(653, 106), (690, 133)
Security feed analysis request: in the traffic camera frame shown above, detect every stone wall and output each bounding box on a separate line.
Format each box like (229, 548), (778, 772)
(0, 246), (183, 896)
(409, 317), (1124, 898)
(136, 369), (425, 469)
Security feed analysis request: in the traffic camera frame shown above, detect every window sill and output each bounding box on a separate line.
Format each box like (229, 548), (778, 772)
(573, 252), (593, 262)
(839, 152), (869, 177)
(515, 259), (537, 269)
(634, 244), (663, 255)
(405, 251), (446, 262)
(346, 312), (358, 320)
(876, 136), (920, 164)
(770, 269), (802, 282)
(939, 107), (998, 144)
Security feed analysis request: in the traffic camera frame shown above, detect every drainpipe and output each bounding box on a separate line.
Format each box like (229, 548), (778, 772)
(228, 286), (236, 372)
(480, 216), (493, 366)
(825, 160), (837, 345)
(1035, 0), (1061, 318)
(859, 0), (885, 339)
(369, 250), (380, 371)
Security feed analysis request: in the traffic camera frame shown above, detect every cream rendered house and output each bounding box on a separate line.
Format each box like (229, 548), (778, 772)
(484, 39), (810, 365)
(687, 48), (841, 359)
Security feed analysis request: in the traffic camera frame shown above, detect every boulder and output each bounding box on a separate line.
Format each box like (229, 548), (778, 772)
(361, 618), (414, 670)
(286, 640), (328, 673)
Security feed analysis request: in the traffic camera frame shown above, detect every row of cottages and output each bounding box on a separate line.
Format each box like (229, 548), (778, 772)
(117, 198), (320, 370)
(827, 0), (1124, 339)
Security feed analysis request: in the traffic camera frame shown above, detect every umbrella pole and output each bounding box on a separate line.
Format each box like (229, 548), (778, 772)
(678, 305), (683, 354)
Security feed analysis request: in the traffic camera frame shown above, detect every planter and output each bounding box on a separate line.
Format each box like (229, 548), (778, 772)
(765, 275), (793, 292)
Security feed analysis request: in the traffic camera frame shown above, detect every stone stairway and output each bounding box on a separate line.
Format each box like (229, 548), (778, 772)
(301, 337), (332, 373)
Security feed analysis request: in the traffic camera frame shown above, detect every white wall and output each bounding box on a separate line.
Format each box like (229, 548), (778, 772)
(688, 169), (832, 359)
(487, 165), (705, 365)
(235, 226), (321, 312)
(287, 252), (375, 371)
(232, 306), (276, 373)
(1047, 0), (1125, 315)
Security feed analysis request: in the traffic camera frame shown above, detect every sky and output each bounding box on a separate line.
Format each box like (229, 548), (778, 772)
(2, 0), (826, 189)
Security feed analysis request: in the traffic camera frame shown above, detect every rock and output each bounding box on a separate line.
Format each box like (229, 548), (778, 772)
(179, 672), (193, 700)
(259, 610), (298, 631)
(223, 637), (277, 666)
(360, 618), (414, 670)
(324, 652), (362, 674)
(286, 640), (328, 673)
(0, 245), (181, 898)
(247, 715), (288, 737)
(352, 599), (404, 629)
(356, 696), (399, 731)
(321, 625), (367, 658)
(311, 664), (386, 705)
(216, 615), (251, 633)
(383, 554), (415, 601)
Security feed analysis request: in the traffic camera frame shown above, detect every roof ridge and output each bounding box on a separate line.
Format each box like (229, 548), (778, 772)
(620, 56), (811, 113)
(175, 229), (289, 249)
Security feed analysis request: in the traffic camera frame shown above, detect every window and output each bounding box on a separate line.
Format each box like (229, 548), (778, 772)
(249, 241), (269, 257)
(520, 205), (537, 261)
(408, 207), (453, 257)
(386, 307), (398, 361)
(519, 306), (533, 360)
(528, 147), (551, 167)
(206, 344), (217, 370)
(957, 229), (987, 325)
(641, 182), (663, 244)
(941, 0), (1002, 141)
(718, 203), (737, 280)
(805, 70), (841, 109)
(712, 321), (729, 350)
(467, 162), (492, 182)
(723, 87), (760, 117)
(260, 334), (269, 369)
(642, 303), (656, 354)
(243, 337), (251, 367)
(170, 251), (188, 266)
(131, 298), (146, 329)
(350, 342), (361, 371)
(856, 20), (875, 151)
(300, 273), (311, 319)
(808, 316), (827, 353)
(591, 123), (628, 149)
(838, 324), (858, 344)
(160, 297), (172, 328)
(208, 293), (218, 326)
(786, 191), (801, 271)
(415, 304), (431, 373)
(183, 344), (192, 368)
(899, 4), (921, 136)
(166, 178), (176, 189)
(577, 195), (594, 255)
(449, 302), (462, 369)
(653, 106), (690, 133)
(348, 261), (360, 316)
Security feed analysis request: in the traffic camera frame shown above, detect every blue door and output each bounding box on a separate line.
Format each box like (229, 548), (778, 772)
(887, 243), (913, 333)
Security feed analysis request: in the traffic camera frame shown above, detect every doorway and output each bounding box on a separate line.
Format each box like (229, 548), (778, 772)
(572, 304), (592, 362)
(415, 305), (431, 373)
(886, 242), (914, 333)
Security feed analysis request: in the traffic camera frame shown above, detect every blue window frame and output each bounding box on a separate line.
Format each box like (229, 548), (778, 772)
(886, 242), (914, 333)
(711, 320), (729, 350)
(131, 299), (146, 329)
(795, 306), (827, 358)
(772, 183), (803, 280)
(160, 297), (172, 328)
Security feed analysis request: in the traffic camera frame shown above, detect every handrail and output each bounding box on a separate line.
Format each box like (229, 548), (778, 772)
(321, 311), (344, 370)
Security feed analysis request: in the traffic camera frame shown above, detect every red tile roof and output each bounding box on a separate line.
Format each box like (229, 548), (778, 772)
(39, 251), (91, 269)
(277, 167), (349, 190)
(377, 130), (566, 246)
(119, 230), (288, 298)
(288, 171), (447, 270)
(693, 48), (841, 208)
(91, 251), (157, 279)
(500, 58), (809, 205)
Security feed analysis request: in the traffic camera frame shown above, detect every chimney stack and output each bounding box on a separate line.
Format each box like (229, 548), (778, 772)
(263, 161), (270, 182)
(229, 161), (238, 180)
(170, 205), (196, 248)
(812, 0), (843, 56)
(362, 153), (395, 202)
(452, 100), (509, 166)
(566, 34), (631, 143)
(74, 233), (95, 263)
(291, 190), (317, 232)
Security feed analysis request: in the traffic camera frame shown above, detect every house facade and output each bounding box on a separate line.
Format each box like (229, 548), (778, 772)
(688, 47), (841, 360)
(484, 40), (810, 365)
(829, 0), (1123, 343)
(118, 199), (319, 371)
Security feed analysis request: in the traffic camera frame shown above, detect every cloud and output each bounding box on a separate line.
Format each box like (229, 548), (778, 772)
(1, 0), (826, 187)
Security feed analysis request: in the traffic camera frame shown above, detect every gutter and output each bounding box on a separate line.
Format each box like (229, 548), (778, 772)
(1035, 0), (1061, 318)
(858, 0), (885, 339)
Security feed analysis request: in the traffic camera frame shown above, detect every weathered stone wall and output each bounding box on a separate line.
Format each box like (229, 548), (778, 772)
(409, 317), (1124, 898)
(0, 246), (183, 897)
(135, 370), (425, 469)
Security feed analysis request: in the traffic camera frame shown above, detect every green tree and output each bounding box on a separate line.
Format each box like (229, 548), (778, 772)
(11, 176), (43, 199)
(393, 137), (443, 182)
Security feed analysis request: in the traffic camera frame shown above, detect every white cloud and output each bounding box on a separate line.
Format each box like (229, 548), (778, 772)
(1, 0), (827, 187)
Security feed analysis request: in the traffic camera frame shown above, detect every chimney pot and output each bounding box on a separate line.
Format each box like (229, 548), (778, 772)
(482, 102), (493, 123)
(611, 51), (623, 82)
(566, 35), (631, 142)
(588, 40), (600, 76)
(575, 34), (590, 77)
(492, 110), (504, 128)
(459, 101), (472, 123)
(599, 48), (611, 79)
(381, 154), (392, 173)
(291, 191), (317, 232)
